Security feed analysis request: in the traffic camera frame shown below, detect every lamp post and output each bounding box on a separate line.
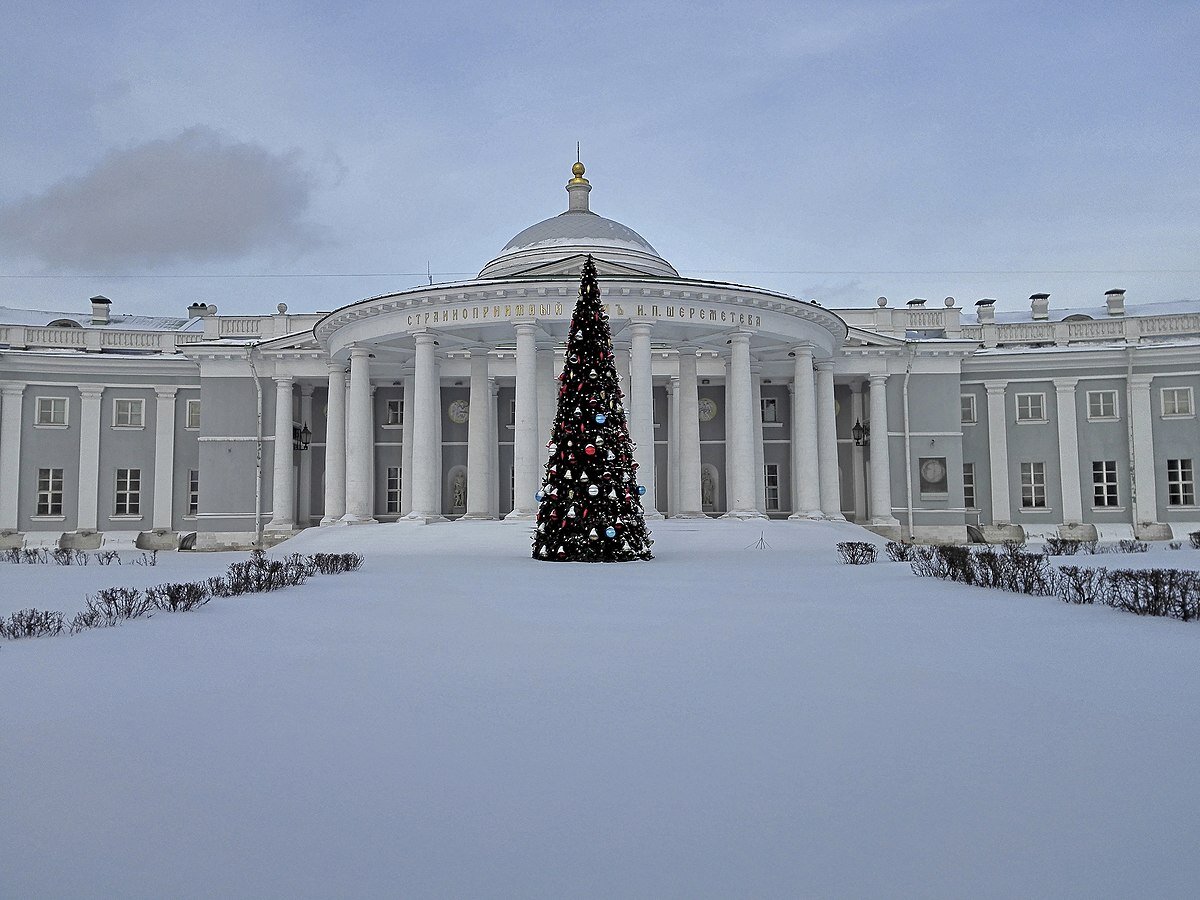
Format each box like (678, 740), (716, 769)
(852, 418), (870, 447)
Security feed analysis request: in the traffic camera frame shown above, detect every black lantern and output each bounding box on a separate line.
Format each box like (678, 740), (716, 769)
(299, 422), (311, 451)
(852, 418), (870, 446)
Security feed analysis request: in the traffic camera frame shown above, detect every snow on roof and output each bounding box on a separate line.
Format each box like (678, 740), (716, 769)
(0, 305), (200, 332)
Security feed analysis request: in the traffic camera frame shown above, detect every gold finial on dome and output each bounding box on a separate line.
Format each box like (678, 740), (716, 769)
(570, 160), (588, 185)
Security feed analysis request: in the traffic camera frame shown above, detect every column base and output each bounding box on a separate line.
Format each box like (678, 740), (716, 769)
(1057, 522), (1099, 541)
(457, 513), (496, 521)
(870, 516), (901, 528)
(318, 515), (344, 527)
(862, 521), (903, 541)
(720, 509), (768, 520)
(338, 514), (378, 526)
(265, 521), (295, 533)
(788, 510), (825, 521)
(981, 524), (1026, 543)
(671, 510), (708, 519)
(823, 512), (847, 522)
(399, 512), (447, 524)
(643, 509), (665, 519)
(504, 509), (535, 521)
(1133, 522), (1173, 541)
(0, 530), (24, 550)
(58, 530), (103, 551)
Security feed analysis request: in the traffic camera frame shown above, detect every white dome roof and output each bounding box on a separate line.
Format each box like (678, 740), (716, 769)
(478, 163), (679, 279)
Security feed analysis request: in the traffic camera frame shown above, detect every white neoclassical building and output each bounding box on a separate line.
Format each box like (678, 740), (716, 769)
(1, 161), (1198, 549)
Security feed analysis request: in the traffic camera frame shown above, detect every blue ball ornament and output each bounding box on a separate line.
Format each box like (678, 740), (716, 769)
(605, 526), (617, 538)
(637, 485), (647, 495)
(595, 413), (606, 424)
(535, 491), (544, 502)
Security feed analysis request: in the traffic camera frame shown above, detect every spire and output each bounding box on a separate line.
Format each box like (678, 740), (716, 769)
(566, 153), (591, 213)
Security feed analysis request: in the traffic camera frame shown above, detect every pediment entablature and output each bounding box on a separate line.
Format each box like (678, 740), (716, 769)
(497, 253), (666, 280)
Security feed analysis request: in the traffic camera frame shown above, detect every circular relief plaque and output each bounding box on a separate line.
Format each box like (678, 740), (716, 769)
(920, 458), (946, 484)
(448, 399), (470, 424)
(698, 398), (718, 422)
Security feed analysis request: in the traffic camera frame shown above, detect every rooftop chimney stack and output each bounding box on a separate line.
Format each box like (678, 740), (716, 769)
(975, 298), (996, 324)
(90, 295), (111, 325)
(1105, 288), (1126, 317)
(1030, 293), (1050, 321)
(187, 301), (214, 318)
(906, 298), (926, 307)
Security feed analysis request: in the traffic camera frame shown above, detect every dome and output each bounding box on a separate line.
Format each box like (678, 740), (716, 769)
(478, 161), (679, 279)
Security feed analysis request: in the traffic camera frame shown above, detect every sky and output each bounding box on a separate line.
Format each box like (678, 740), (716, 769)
(1, 0), (1197, 319)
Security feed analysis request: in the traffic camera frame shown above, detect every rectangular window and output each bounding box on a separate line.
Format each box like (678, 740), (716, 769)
(963, 463), (976, 509)
(1086, 390), (1118, 420)
(764, 463), (780, 511)
(1020, 462), (1047, 508)
(1161, 387), (1194, 417)
(385, 399), (403, 426)
(35, 396), (67, 426)
(1167, 459), (1195, 506)
(1092, 460), (1118, 508)
(114, 468), (142, 517)
(960, 394), (977, 425)
(761, 397), (778, 424)
(112, 398), (145, 428)
(386, 466), (400, 513)
(509, 399), (517, 424)
(187, 469), (199, 516)
(1016, 393), (1046, 423)
(36, 468), (64, 517)
(185, 399), (201, 430)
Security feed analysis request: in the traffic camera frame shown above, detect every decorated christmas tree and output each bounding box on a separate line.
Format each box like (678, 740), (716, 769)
(532, 256), (653, 562)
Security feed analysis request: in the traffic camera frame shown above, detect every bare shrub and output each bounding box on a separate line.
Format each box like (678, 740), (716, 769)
(1054, 566), (1109, 605)
(311, 552), (365, 575)
(1116, 539), (1148, 554)
(836, 542), (877, 565)
(89, 587), (152, 622)
(1169, 542), (1182, 550)
(1044, 538), (1082, 556)
(21, 548), (48, 564)
(884, 542), (914, 563)
(1189, 531), (1200, 550)
(2, 548), (20, 564)
(1, 608), (66, 639)
(131, 551), (158, 567)
(147, 582), (210, 613)
(95, 551), (120, 566)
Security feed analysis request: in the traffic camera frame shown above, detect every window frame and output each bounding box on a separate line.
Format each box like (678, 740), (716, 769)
(186, 468), (200, 517)
(1019, 461), (1048, 509)
(1091, 460), (1119, 508)
(35, 396), (68, 427)
(1160, 386), (1194, 418)
(35, 467), (64, 517)
(763, 463), (780, 511)
(963, 462), (976, 509)
(1166, 458), (1195, 506)
(386, 466), (401, 513)
(185, 399), (201, 430)
(113, 467), (142, 518)
(1015, 392), (1047, 424)
(960, 393), (977, 426)
(384, 398), (403, 428)
(760, 397), (779, 424)
(111, 397), (145, 429)
(1086, 389), (1119, 421)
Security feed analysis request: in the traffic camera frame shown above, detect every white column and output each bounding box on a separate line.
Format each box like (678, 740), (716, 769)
(0, 383), (25, 531)
(814, 361), (844, 520)
(984, 381), (1012, 525)
(750, 363), (766, 513)
(489, 380), (501, 518)
(77, 386), (104, 532)
(789, 348), (822, 519)
(298, 385), (313, 528)
(267, 375), (295, 531)
(507, 321), (539, 519)
(341, 346), (377, 524)
(151, 387), (177, 530)
(400, 372), (415, 516)
(1055, 378), (1084, 525)
(320, 363), (346, 525)
(666, 378), (679, 517)
(675, 348), (704, 517)
(629, 323), (661, 517)
(403, 332), (444, 522)
(868, 374), (899, 526)
(724, 332), (766, 518)
(849, 383), (867, 521)
(613, 342), (632, 405)
(537, 343), (557, 447)
(462, 348), (494, 519)
(1128, 375), (1161, 529)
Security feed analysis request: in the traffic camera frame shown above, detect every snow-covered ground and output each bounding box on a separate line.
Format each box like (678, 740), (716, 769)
(2, 520), (1198, 899)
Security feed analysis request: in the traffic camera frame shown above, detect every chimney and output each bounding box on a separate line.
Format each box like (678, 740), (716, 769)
(187, 301), (213, 318)
(1105, 288), (1126, 317)
(975, 298), (996, 324)
(1030, 292), (1050, 320)
(906, 298), (926, 307)
(90, 295), (111, 325)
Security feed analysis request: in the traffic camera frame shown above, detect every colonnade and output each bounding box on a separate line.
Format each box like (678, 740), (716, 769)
(289, 324), (901, 527)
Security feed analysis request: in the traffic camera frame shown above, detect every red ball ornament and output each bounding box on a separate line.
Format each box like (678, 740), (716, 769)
(584, 444), (596, 455)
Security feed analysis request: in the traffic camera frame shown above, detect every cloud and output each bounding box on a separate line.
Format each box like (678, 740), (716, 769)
(0, 127), (323, 269)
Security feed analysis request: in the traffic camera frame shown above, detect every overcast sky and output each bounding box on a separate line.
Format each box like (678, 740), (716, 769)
(1, 0), (1196, 319)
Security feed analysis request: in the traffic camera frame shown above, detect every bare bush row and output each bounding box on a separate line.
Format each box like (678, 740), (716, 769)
(0, 550), (365, 641)
(2, 548), (156, 566)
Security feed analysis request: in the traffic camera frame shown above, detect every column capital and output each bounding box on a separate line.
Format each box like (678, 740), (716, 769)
(675, 344), (699, 356)
(812, 359), (834, 373)
(513, 320), (538, 335)
(628, 321), (653, 337)
(327, 359), (347, 376)
(79, 386), (105, 400)
(154, 387), (179, 401)
(300, 384), (315, 398)
(348, 345), (373, 359)
(868, 373), (889, 386)
(728, 330), (752, 346)
(1, 381), (27, 398)
(789, 344), (816, 361)
(1054, 377), (1079, 392)
(1129, 374), (1154, 390)
(983, 380), (1008, 394)
(273, 374), (294, 386)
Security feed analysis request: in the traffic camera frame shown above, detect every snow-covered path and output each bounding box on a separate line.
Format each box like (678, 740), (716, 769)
(2, 521), (1198, 898)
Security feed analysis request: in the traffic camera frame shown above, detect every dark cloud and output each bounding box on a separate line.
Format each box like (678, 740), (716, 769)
(0, 127), (322, 268)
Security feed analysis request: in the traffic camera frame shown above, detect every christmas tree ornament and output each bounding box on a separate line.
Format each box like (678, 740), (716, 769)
(588, 484), (599, 497)
(584, 444), (596, 455)
(595, 413), (606, 424)
(606, 526), (617, 538)
(589, 528), (598, 540)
